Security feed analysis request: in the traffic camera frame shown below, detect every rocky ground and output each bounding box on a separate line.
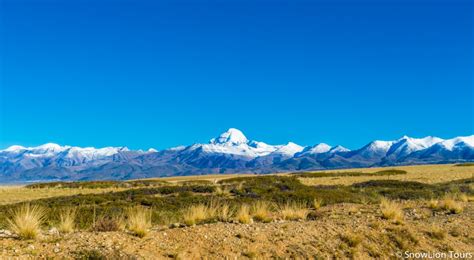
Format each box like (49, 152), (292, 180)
(0, 201), (473, 259)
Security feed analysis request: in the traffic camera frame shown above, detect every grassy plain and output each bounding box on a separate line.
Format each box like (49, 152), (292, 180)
(0, 163), (472, 258)
(299, 164), (474, 186)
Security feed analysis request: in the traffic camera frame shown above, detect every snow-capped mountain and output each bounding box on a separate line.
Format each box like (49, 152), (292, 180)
(0, 128), (472, 182)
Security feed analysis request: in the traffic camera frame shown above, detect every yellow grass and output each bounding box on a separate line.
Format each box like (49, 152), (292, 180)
(182, 204), (208, 226)
(7, 204), (46, 240)
(217, 203), (234, 222)
(250, 201), (273, 222)
(58, 208), (76, 234)
(143, 173), (257, 184)
(428, 199), (439, 210)
(380, 198), (404, 224)
(236, 204), (252, 224)
(182, 201), (222, 226)
(299, 164), (474, 186)
(313, 198), (323, 210)
(439, 197), (463, 214)
(214, 186), (232, 196)
(427, 225), (446, 240)
(126, 206), (152, 238)
(0, 186), (128, 205)
(278, 201), (309, 220)
(458, 193), (468, 202)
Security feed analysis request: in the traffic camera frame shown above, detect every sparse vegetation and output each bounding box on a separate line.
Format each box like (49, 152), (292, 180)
(380, 198), (404, 224)
(58, 208), (76, 234)
(250, 201), (273, 222)
(217, 203), (234, 222)
(312, 198), (323, 210)
(93, 216), (124, 232)
(7, 204), (46, 240)
(439, 197), (463, 214)
(236, 204), (252, 224)
(126, 206), (152, 238)
(454, 163), (474, 167)
(278, 201), (309, 220)
(0, 164), (472, 258)
(427, 225), (446, 240)
(182, 204), (209, 226)
(428, 199), (439, 210)
(341, 232), (362, 247)
(387, 227), (419, 251)
(295, 169), (407, 178)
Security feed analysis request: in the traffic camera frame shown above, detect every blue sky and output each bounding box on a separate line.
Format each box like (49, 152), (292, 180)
(0, 0), (472, 150)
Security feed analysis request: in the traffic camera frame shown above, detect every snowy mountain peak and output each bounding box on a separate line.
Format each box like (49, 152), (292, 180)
(4, 145), (26, 152)
(438, 135), (474, 150)
(210, 128), (248, 145)
(274, 142), (304, 156)
(35, 143), (68, 153)
(329, 145), (350, 153)
(306, 143), (332, 154)
(367, 140), (394, 151)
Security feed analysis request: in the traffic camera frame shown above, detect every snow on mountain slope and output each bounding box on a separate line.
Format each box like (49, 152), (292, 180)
(386, 136), (444, 157)
(1, 130), (473, 182)
(437, 135), (474, 150)
(210, 128), (248, 145)
(272, 142), (305, 157)
(328, 145), (350, 153)
(186, 128), (279, 158)
(296, 143), (331, 157)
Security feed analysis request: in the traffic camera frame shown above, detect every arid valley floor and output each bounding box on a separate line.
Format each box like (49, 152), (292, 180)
(0, 164), (473, 259)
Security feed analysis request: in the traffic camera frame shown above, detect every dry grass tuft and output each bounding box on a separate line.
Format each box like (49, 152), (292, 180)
(217, 203), (234, 222)
(380, 198), (404, 224)
(182, 204), (208, 226)
(250, 201), (273, 223)
(312, 198), (323, 210)
(126, 206), (152, 238)
(340, 232), (362, 247)
(7, 204), (46, 240)
(427, 225), (446, 240)
(58, 208), (76, 234)
(439, 197), (463, 214)
(214, 186), (231, 197)
(428, 199), (439, 210)
(278, 201), (309, 220)
(458, 193), (468, 202)
(182, 200), (223, 226)
(236, 204), (252, 224)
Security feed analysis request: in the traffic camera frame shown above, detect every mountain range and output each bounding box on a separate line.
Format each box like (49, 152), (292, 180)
(1, 128), (473, 182)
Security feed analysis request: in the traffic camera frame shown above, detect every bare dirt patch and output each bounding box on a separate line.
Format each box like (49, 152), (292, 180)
(1, 202), (472, 259)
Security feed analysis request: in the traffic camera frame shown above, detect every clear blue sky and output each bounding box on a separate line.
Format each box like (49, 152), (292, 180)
(0, 0), (472, 150)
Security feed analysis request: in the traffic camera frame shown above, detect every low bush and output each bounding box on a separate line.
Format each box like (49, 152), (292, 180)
(93, 216), (123, 232)
(454, 163), (474, 167)
(294, 169), (407, 178)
